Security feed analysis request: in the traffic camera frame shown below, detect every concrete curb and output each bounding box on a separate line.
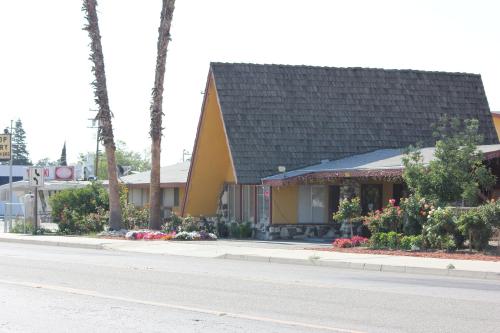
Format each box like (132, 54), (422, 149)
(0, 236), (106, 250)
(220, 254), (500, 281)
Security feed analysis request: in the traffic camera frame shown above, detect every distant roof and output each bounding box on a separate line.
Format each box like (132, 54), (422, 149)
(121, 161), (190, 186)
(0, 180), (90, 192)
(492, 111), (500, 117)
(263, 144), (500, 185)
(211, 62), (498, 184)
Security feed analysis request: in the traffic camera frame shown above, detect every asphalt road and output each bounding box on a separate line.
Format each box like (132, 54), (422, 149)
(0, 243), (499, 333)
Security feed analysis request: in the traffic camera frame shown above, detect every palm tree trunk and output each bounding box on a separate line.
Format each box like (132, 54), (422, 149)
(149, 0), (176, 230)
(83, 0), (122, 230)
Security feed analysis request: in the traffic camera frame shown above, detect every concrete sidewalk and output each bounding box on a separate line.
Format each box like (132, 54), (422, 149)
(1, 233), (500, 280)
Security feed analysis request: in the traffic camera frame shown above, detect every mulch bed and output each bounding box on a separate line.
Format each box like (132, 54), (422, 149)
(307, 247), (500, 262)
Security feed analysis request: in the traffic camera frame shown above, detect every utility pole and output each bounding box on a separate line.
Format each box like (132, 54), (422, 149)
(8, 120), (13, 232)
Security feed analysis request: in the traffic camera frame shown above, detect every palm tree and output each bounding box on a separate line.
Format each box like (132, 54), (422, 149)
(149, 0), (176, 230)
(82, 0), (122, 230)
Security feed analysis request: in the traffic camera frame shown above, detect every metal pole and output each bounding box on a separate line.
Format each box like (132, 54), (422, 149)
(95, 125), (99, 179)
(33, 188), (38, 233)
(8, 119), (13, 232)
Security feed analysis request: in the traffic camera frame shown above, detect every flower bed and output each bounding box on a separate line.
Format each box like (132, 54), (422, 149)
(124, 230), (217, 241)
(333, 236), (369, 248)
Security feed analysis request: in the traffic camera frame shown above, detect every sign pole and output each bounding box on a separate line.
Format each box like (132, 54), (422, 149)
(28, 167), (44, 233)
(8, 120), (13, 232)
(33, 188), (38, 233)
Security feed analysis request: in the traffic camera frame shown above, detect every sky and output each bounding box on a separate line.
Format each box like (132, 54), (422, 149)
(1, 0), (499, 167)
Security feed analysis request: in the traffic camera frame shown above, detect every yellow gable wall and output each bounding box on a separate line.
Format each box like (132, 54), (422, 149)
(492, 115), (500, 140)
(183, 75), (236, 217)
(272, 185), (298, 224)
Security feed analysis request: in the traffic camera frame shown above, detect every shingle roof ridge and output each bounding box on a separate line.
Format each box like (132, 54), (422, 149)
(209, 61), (480, 77)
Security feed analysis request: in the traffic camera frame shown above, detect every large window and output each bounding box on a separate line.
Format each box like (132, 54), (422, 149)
(298, 185), (328, 223)
(256, 186), (271, 224)
(242, 185), (255, 223)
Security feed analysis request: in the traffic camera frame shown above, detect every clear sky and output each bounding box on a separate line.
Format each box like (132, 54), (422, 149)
(1, 0), (499, 166)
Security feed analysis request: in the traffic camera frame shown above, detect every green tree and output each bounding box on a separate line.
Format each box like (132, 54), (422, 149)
(12, 119), (31, 165)
(403, 117), (496, 206)
(149, 0), (176, 230)
(83, 0), (122, 230)
(333, 197), (362, 238)
(79, 141), (151, 180)
(34, 157), (58, 167)
(59, 141), (67, 166)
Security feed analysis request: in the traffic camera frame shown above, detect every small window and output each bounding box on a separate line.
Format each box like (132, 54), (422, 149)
(242, 185), (255, 223)
(361, 184), (383, 214)
(174, 187), (179, 207)
(257, 186), (271, 224)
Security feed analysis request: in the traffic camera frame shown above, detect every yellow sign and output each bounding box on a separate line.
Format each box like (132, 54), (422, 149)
(0, 134), (11, 161)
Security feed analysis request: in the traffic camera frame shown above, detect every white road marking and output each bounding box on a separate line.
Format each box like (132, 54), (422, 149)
(0, 278), (366, 333)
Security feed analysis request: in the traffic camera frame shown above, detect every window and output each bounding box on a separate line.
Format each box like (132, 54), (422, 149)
(242, 185), (255, 223)
(228, 184), (241, 222)
(392, 183), (408, 206)
(256, 186), (271, 224)
(361, 184), (383, 214)
(298, 185), (328, 223)
(174, 187), (179, 207)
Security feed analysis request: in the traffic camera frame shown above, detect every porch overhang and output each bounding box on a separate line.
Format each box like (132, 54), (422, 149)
(263, 168), (403, 186)
(262, 144), (500, 187)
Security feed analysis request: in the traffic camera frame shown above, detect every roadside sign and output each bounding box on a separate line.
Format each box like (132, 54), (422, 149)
(29, 167), (45, 187)
(0, 133), (11, 161)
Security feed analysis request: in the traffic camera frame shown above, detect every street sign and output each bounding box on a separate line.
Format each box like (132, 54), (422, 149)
(29, 167), (45, 187)
(0, 133), (11, 161)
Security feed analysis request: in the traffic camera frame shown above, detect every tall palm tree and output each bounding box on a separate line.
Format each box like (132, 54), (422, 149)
(82, 0), (122, 230)
(149, 0), (176, 230)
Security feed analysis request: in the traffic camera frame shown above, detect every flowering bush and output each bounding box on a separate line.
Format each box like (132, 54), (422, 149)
(365, 199), (403, 234)
(400, 235), (423, 250)
(333, 197), (362, 238)
(400, 195), (434, 235)
(333, 238), (352, 248)
(423, 207), (457, 249)
(350, 236), (369, 246)
(174, 231), (217, 241)
(333, 236), (368, 248)
(125, 230), (176, 240)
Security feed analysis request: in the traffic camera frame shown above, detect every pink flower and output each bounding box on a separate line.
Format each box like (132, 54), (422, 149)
(389, 199), (396, 206)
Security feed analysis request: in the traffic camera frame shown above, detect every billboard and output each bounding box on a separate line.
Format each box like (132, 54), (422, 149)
(0, 134), (11, 161)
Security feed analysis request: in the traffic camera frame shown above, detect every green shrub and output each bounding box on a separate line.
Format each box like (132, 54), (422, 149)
(400, 195), (434, 235)
(10, 219), (34, 234)
(333, 197), (362, 238)
(122, 203), (149, 230)
(181, 215), (198, 232)
(58, 207), (108, 234)
(422, 207), (457, 249)
(50, 182), (109, 223)
(387, 231), (401, 249)
(457, 207), (492, 251)
(216, 221), (229, 238)
(162, 214), (183, 232)
(400, 235), (412, 250)
(365, 199), (403, 234)
(229, 222), (240, 238)
(370, 232), (388, 249)
(239, 222), (253, 239)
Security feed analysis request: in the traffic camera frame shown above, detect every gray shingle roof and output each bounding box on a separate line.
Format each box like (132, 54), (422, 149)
(121, 161), (190, 186)
(262, 144), (500, 183)
(211, 63), (498, 184)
